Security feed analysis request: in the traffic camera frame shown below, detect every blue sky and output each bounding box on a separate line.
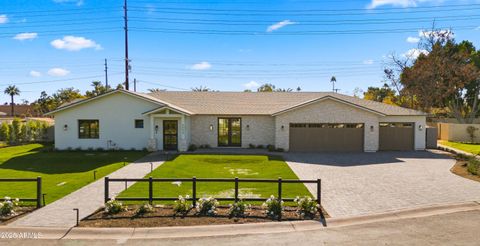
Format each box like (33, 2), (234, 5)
(1, 0), (480, 103)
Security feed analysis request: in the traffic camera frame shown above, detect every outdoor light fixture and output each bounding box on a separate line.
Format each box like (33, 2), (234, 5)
(418, 125), (423, 131)
(155, 125), (159, 134)
(246, 124), (250, 130)
(209, 124), (214, 131)
(281, 125), (285, 130)
(63, 124), (68, 131)
(370, 125), (374, 132)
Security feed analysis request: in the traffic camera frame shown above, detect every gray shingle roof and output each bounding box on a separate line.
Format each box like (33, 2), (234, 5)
(145, 91), (426, 116)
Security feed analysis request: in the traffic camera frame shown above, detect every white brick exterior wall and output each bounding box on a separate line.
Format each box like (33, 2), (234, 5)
(275, 99), (381, 152)
(190, 115), (275, 148)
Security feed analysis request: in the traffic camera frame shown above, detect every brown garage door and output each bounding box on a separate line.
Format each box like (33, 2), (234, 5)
(289, 123), (364, 152)
(379, 123), (414, 151)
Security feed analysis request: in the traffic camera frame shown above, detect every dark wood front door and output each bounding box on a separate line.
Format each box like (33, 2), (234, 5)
(163, 120), (178, 151)
(218, 118), (241, 147)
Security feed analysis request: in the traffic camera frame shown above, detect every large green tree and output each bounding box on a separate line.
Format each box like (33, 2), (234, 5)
(3, 85), (20, 116)
(363, 84), (398, 105)
(85, 81), (112, 97)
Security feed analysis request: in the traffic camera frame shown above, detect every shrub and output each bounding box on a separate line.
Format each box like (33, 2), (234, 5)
(0, 122), (9, 143)
(173, 195), (192, 216)
(135, 203), (154, 216)
(96, 147), (105, 152)
(267, 144), (275, 152)
(0, 197), (19, 217)
(294, 196), (319, 219)
(228, 200), (251, 219)
(256, 144), (264, 149)
(275, 148), (285, 152)
(203, 144), (211, 149)
(262, 195), (284, 220)
(467, 126), (478, 143)
(196, 197), (219, 216)
(467, 157), (480, 175)
(188, 144), (198, 151)
(248, 143), (255, 149)
(104, 199), (127, 215)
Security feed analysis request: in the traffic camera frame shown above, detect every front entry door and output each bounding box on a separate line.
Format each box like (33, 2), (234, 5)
(163, 120), (178, 150)
(218, 118), (241, 147)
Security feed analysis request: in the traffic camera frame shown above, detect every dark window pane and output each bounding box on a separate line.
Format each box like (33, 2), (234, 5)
(78, 120), (99, 139)
(135, 119), (144, 128)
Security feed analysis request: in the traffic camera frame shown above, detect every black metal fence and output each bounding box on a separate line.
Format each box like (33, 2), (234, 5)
(105, 176), (321, 206)
(0, 177), (42, 208)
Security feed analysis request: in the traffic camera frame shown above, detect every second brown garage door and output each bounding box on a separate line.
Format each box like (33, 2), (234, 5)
(289, 123), (364, 152)
(379, 123), (414, 151)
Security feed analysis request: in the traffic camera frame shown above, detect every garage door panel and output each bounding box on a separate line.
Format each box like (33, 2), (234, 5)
(379, 123), (414, 151)
(289, 124), (364, 152)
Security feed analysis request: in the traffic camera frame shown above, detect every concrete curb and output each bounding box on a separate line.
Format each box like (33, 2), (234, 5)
(437, 144), (476, 157)
(1, 201), (479, 240)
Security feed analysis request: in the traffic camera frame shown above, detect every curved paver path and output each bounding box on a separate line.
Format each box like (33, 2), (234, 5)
(8, 153), (165, 228)
(285, 150), (480, 218)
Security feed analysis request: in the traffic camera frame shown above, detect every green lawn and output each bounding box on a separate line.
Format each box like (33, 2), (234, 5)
(440, 140), (480, 155)
(0, 144), (147, 204)
(119, 154), (312, 204)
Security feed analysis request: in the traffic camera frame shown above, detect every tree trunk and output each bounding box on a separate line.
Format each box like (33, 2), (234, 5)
(10, 95), (14, 117)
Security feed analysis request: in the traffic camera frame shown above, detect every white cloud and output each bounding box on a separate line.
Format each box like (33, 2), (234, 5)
(47, 68), (70, 77)
(50, 36), (102, 51)
(190, 61), (212, 70)
(403, 48), (429, 59)
(29, 70), (42, 77)
(363, 59), (374, 65)
(367, 0), (443, 9)
(13, 32), (38, 41)
(406, 36), (420, 43)
(0, 15), (8, 24)
(243, 81), (260, 89)
(267, 20), (296, 32)
(53, 0), (84, 6)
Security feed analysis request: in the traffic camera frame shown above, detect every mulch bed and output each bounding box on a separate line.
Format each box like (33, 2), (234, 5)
(0, 207), (36, 226)
(451, 160), (480, 183)
(79, 205), (328, 227)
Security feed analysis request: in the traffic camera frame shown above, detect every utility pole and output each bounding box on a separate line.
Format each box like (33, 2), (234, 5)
(134, 78), (137, 92)
(104, 58), (108, 89)
(124, 0), (130, 90)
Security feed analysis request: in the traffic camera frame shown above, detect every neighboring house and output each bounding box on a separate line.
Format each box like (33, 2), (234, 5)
(46, 89), (427, 152)
(0, 105), (42, 117)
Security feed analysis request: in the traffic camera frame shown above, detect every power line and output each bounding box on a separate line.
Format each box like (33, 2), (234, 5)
(135, 79), (189, 91)
(0, 73), (123, 86)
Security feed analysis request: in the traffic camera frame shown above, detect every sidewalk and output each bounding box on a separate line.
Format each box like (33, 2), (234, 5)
(7, 153), (164, 228)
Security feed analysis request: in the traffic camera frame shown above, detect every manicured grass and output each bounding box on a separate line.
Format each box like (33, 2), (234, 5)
(440, 140), (480, 155)
(119, 154), (312, 204)
(0, 144), (147, 204)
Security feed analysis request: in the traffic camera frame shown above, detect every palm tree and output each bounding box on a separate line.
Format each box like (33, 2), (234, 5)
(4, 85), (20, 116)
(330, 76), (337, 92)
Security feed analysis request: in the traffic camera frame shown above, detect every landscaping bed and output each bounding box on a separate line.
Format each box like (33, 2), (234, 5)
(451, 158), (480, 183)
(79, 204), (328, 227)
(0, 206), (35, 226)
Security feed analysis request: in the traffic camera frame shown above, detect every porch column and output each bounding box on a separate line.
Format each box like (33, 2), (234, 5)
(150, 115), (155, 139)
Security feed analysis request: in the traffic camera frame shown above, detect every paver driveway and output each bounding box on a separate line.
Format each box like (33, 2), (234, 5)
(285, 150), (480, 218)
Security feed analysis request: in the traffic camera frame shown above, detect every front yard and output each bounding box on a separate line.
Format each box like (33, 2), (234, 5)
(119, 154), (312, 203)
(0, 144), (147, 204)
(440, 140), (480, 155)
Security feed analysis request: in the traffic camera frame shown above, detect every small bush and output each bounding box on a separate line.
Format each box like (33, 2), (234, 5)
(262, 195), (284, 220)
(256, 144), (264, 149)
(294, 196), (319, 219)
(87, 147), (94, 151)
(188, 144), (198, 151)
(96, 147), (105, 152)
(275, 148), (285, 152)
(467, 126), (478, 143)
(248, 144), (255, 149)
(0, 197), (19, 217)
(203, 144), (211, 149)
(267, 144), (275, 152)
(196, 197), (219, 216)
(173, 195), (192, 216)
(74, 147), (82, 151)
(104, 199), (127, 215)
(136, 203), (154, 216)
(467, 157), (480, 175)
(228, 200), (251, 219)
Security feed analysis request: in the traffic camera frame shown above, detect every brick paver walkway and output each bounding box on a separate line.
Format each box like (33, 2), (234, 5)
(285, 150), (480, 218)
(8, 153), (165, 227)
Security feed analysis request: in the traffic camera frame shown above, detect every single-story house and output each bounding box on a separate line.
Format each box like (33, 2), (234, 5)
(46, 89), (427, 152)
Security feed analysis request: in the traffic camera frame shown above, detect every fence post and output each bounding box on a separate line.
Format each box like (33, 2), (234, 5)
(36, 177), (42, 208)
(317, 179), (321, 205)
(278, 177), (282, 221)
(104, 177), (109, 203)
(192, 176), (197, 207)
(234, 177), (239, 202)
(149, 176), (153, 205)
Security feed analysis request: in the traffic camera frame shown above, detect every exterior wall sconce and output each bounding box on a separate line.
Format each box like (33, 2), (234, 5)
(209, 124), (214, 131)
(63, 124), (68, 131)
(155, 125), (159, 134)
(370, 125), (374, 132)
(246, 124), (250, 130)
(418, 124), (423, 131)
(281, 125), (285, 130)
